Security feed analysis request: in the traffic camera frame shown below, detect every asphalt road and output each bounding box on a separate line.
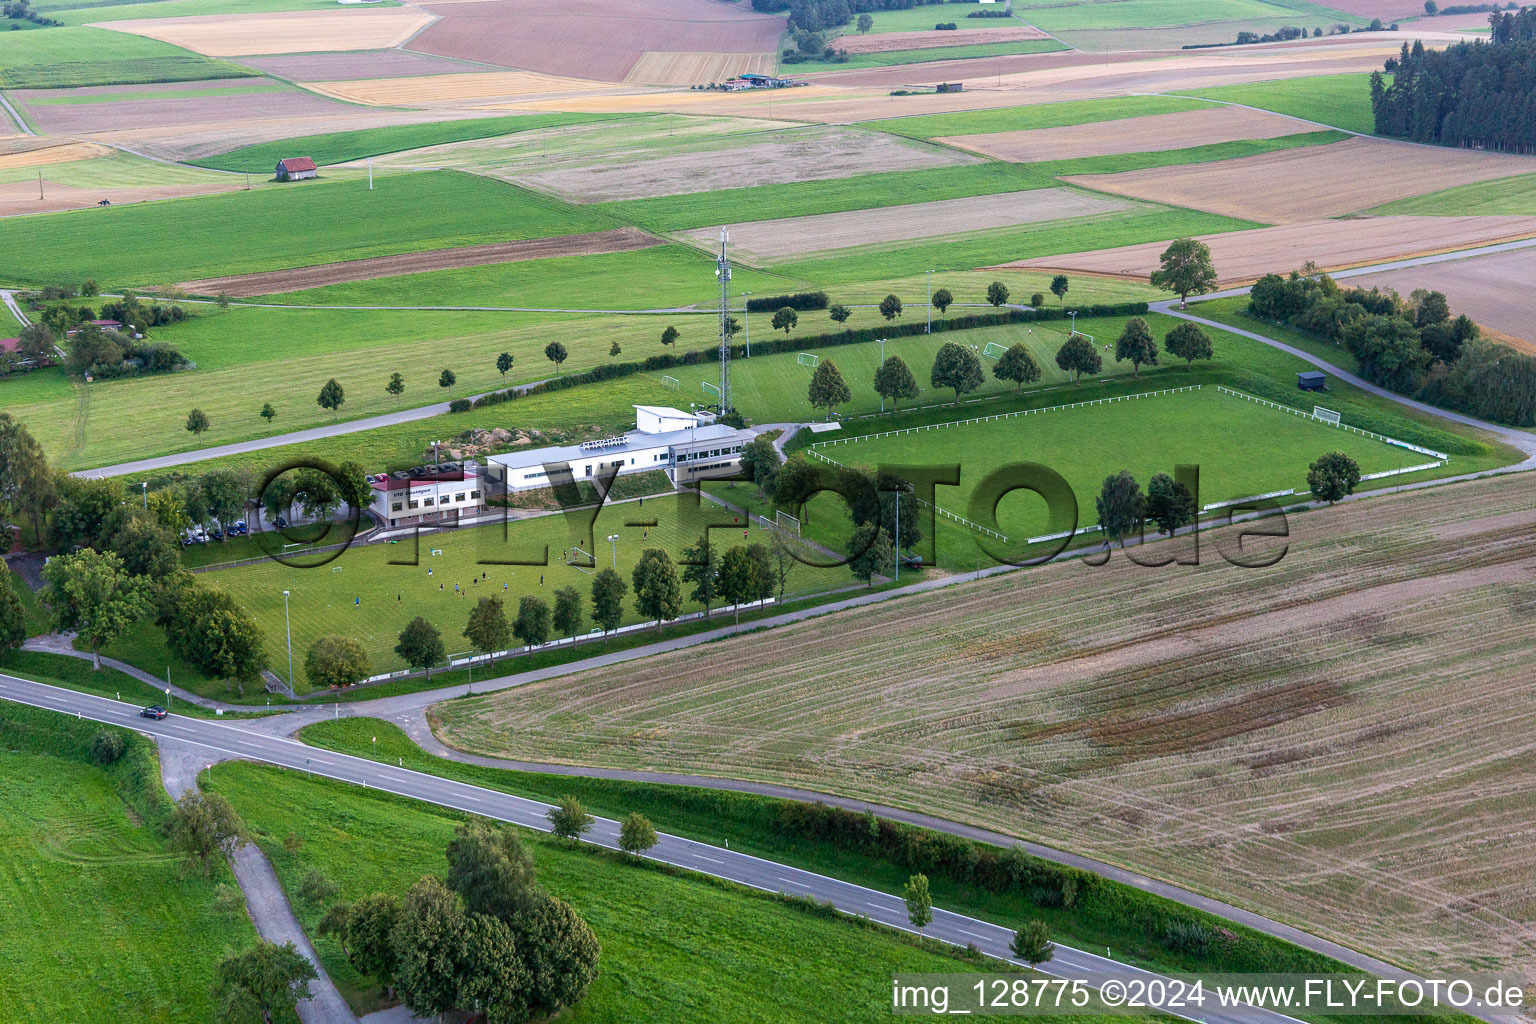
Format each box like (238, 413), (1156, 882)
(0, 672), (1307, 1024)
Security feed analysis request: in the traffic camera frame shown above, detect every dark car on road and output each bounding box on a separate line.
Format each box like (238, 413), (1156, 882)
(140, 705), (168, 719)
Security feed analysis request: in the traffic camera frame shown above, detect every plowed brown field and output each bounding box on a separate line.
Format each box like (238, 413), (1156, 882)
(0, 178), (242, 217)
(1064, 137), (1536, 222)
(1345, 247), (1536, 351)
(434, 472), (1536, 976)
(177, 227), (661, 297)
(1001, 216), (1536, 284)
(939, 105), (1306, 163)
(409, 0), (782, 82)
(837, 25), (1049, 54)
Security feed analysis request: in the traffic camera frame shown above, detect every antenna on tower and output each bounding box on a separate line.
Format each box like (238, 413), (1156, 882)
(716, 228), (732, 414)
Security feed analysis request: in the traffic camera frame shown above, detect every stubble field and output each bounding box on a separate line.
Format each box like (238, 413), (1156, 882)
(1343, 247), (1536, 350)
(432, 473), (1536, 977)
(1004, 215), (1536, 284)
(94, 7), (434, 56)
(938, 105), (1309, 163)
(1064, 137), (1536, 222)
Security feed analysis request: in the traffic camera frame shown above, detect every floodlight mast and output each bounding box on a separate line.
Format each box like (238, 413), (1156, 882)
(716, 229), (732, 413)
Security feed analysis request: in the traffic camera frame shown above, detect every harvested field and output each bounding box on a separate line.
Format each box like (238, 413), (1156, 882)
(433, 472), (1536, 976)
(306, 71), (632, 106)
(939, 106), (1307, 163)
(1325, 0), (1432, 16)
(1064, 137), (1536, 223)
(1345, 247), (1536, 351)
(0, 178), (241, 217)
(94, 8), (434, 56)
(11, 82), (348, 134)
(239, 50), (493, 82)
(0, 141), (111, 169)
(1001, 215), (1536, 284)
(624, 50), (775, 86)
(503, 124), (976, 203)
(684, 188), (1136, 261)
(178, 226), (661, 297)
(837, 25), (1049, 54)
(409, 0), (782, 82)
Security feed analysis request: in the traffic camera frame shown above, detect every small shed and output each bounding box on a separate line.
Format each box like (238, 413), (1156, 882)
(275, 157), (318, 182)
(936, 81), (964, 93)
(1297, 370), (1327, 392)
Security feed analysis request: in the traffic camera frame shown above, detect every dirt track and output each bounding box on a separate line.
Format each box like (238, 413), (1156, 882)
(176, 226), (661, 297)
(1000, 215), (1536, 284)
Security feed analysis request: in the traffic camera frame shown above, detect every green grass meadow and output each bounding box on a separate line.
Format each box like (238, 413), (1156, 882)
(814, 387), (1415, 556)
(822, 37), (1068, 69)
(204, 761), (1023, 1020)
(0, 169), (617, 287)
(0, 704), (257, 1024)
(0, 25), (256, 88)
(1369, 172), (1536, 216)
(191, 112), (623, 173)
(1172, 73), (1382, 136)
(205, 492), (839, 691)
(871, 95), (1219, 139)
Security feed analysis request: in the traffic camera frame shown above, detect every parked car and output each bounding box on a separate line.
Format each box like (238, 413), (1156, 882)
(274, 515), (288, 529)
(140, 705), (168, 720)
(211, 527), (224, 542)
(230, 521), (248, 536)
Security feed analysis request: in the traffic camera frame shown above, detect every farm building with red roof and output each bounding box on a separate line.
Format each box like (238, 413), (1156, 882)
(275, 157), (318, 182)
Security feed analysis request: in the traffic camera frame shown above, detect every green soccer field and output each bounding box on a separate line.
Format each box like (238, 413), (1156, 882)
(816, 387), (1431, 565)
(207, 493), (838, 691)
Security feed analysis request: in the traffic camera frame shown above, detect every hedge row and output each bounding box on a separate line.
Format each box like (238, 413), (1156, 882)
(746, 291), (829, 313)
(454, 301), (1149, 414)
(773, 801), (1346, 975)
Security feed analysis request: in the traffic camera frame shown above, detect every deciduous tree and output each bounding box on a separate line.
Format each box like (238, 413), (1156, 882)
(446, 822), (538, 922)
(1011, 920), (1055, 968)
(211, 940), (317, 1024)
(386, 372), (405, 404)
(1095, 470), (1144, 546)
(847, 522), (894, 587)
(42, 548), (151, 669)
(464, 596), (511, 659)
(392, 876), (466, 1021)
(304, 635), (370, 688)
(808, 357), (852, 419)
(930, 342), (983, 405)
(590, 568), (626, 634)
(992, 343), (1041, 392)
(168, 791), (250, 877)
(513, 595), (551, 648)
(1307, 450), (1360, 504)
(547, 796), (594, 841)
(259, 402), (276, 424)
(186, 408), (210, 436)
(631, 547), (681, 630)
(986, 280), (1010, 308)
(1144, 472), (1195, 535)
(1164, 321), (1213, 369)
(1150, 237), (1217, 307)
(903, 873), (932, 928)
(771, 306), (799, 335)
(828, 303), (851, 324)
(660, 325), (679, 348)
(680, 534), (720, 618)
(496, 351), (514, 377)
(740, 433), (783, 498)
(1050, 274), (1070, 307)
(878, 294), (903, 320)
(717, 543), (763, 621)
(1114, 316), (1159, 377)
(552, 585), (584, 641)
(873, 354), (919, 412)
(317, 378), (345, 418)
(1055, 333), (1101, 383)
(394, 617), (444, 680)
(618, 812), (658, 855)
(931, 287), (953, 316)
(438, 369), (456, 389)
(545, 341), (568, 370)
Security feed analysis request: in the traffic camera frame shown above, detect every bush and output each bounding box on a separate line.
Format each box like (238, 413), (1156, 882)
(448, 398), (472, 413)
(91, 729), (126, 765)
(299, 867), (340, 905)
(745, 291), (829, 313)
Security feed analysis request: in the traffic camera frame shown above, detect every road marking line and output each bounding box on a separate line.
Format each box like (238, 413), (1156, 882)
(959, 929), (990, 941)
(692, 853), (724, 864)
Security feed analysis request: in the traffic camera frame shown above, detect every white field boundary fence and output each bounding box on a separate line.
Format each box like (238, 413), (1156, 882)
(359, 599), (781, 684)
(804, 447), (1008, 542)
(1361, 461), (1444, 482)
(1214, 386), (1450, 461)
(1204, 488), (1294, 512)
(809, 385), (1205, 450)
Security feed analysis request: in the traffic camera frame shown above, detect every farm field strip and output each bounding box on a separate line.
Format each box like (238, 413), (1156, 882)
(431, 473), (1536, 975)
(238, 48), (495, 81)
(938, 105), (1314, 163)
(1000, 214), (1536, 284)
(624, 50), (776, 86)
(380, 120), (977, 204)
(1343, 247), (1536, 350)
(93, 7), (434, 56)
(11, 77), (352, 134)
(0, 176), (246, 217)
(836, 25), (1052, 54)
(1169, 72), (1385, 136)
(682, 188), (1139, 262)
(179, 226), (662, 297)
(867, 94), (1220, 140)
(1369, 172), (1536, 217)
(302, 69), (638, 105)
(407, 0), (783, 82)
(1063, 136), (1536, 223)
(0, 25), (261, 89)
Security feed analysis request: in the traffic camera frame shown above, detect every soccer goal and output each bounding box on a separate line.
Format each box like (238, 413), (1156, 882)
(982, 342), (1009, 360)
(430, 548), (443, 556)
(701, 381), (721, 399)
(1068, 331), (1095, 345)
(662, 375), (681, 392)
(775, 509), (801, 536)
(331, 566), (343, 574)
(1313, 406), (1342, 426)
(568, 546), (596, 574)
(797, 352), (819, 368)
